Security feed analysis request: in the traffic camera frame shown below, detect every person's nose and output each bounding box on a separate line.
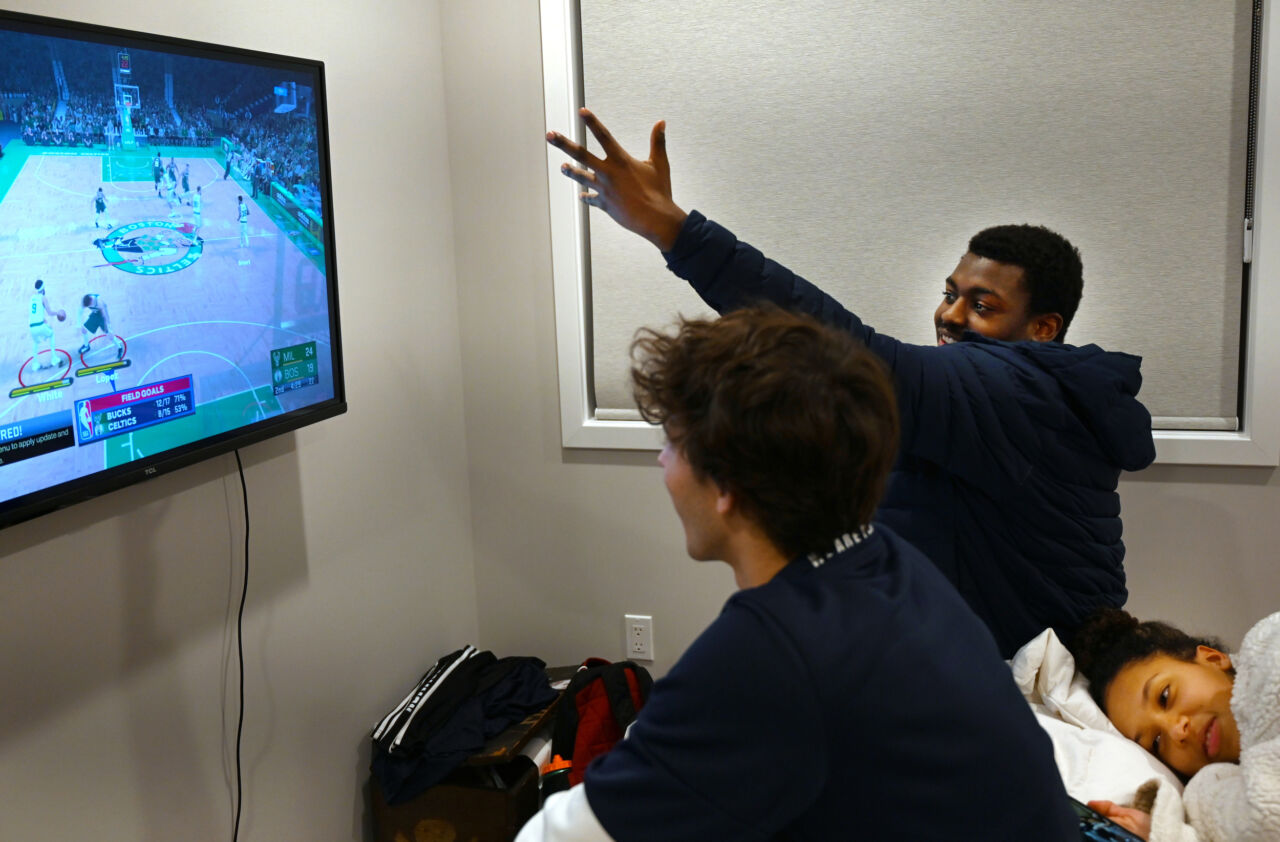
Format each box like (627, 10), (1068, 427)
(1169, 714), (1191, 744)
(939, 299), (966, 327)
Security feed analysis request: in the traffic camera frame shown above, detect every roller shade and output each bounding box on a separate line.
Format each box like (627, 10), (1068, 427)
(578, 0), (1252, 431)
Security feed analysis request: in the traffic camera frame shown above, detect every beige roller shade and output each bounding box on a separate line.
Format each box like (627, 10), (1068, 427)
(579, 0), (1251, 430)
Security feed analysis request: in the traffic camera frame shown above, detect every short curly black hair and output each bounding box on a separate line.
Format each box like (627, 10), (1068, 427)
(1067, 607), (1232, 713)
(968, 224), (1083, 343)
(630, 305), (899, 559)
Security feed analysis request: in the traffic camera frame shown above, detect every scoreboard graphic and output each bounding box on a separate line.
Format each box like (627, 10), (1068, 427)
(75, 375), (194, 445)
(271, 341), (318, 395)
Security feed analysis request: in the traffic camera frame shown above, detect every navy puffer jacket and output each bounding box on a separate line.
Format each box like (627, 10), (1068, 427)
(664, 211), (1156, 656)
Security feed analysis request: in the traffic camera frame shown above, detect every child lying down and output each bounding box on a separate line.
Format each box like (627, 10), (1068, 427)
(1018, 608), (1280, 841)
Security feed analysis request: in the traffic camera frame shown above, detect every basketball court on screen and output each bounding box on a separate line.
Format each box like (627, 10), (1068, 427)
(0, 144), (333, 493)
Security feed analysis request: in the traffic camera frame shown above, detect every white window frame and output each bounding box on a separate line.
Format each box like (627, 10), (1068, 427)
(540, 0), (1280, 465)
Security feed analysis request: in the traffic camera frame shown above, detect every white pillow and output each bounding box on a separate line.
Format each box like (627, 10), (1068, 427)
(1010, 628), (1183, 804)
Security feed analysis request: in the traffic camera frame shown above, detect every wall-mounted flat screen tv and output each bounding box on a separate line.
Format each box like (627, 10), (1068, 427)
(0, 10), (344, 529)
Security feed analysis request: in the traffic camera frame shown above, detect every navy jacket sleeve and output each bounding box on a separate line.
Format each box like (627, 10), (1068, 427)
(663, 211), (1037, 497)
(584, 603), (826, 842)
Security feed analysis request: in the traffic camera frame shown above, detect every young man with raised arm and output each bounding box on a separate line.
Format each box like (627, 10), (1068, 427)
(516, 306), (1078, 841)
(547, 110), (1156, 657)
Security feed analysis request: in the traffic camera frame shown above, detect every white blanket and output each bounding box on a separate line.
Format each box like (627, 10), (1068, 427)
(1010, 628), (1182, 804)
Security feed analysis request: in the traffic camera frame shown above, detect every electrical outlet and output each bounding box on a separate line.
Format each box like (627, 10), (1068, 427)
(625, 614), (654, 660)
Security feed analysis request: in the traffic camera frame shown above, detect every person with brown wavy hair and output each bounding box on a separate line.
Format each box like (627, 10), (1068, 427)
(517, 305), (1077, 841)
(630, 304), (897, 567)
(1068, 607), (1280, 841)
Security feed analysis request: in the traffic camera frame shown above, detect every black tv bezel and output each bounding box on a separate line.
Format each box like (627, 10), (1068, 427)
(0, 10), (346, 530)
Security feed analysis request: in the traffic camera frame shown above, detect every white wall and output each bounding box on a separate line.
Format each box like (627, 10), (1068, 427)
(442, 1), (737, 684)
(446, 0), (1280, 680)
(0, 1), (477, 840)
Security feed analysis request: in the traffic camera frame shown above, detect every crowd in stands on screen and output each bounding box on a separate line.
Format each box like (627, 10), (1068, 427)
(6, 93), (320, 209)
(0, 39), (323, 209)
(11, 91), (216, 149)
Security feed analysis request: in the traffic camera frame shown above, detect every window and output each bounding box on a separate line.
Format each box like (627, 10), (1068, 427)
(542, 0), (1280, 465)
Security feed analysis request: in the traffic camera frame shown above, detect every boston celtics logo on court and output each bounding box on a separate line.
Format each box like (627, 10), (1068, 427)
(95, 220), (203, 275)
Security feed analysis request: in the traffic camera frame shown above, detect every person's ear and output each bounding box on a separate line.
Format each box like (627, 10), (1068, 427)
(1195, 645), (1234, 673)
(715, 486), (735, 517)
(1028, 312), (1063, 343)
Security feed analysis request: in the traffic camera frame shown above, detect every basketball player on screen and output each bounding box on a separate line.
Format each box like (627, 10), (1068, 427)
(164, 169), (180, 218)
(238, 195), (250, 247)
(28, 279), (65, 371)
(94, 187), (111, 229)
(192, 185), (204, 240)
(78, 294), (124, 361)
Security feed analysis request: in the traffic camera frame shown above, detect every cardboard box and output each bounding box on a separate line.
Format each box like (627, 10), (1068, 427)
(372, 757), (539, 842)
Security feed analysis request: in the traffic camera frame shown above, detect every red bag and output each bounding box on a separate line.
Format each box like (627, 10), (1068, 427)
(547, 658), (652, 786)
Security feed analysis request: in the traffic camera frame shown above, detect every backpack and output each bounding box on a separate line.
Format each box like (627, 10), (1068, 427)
(544, 658), (653, 792)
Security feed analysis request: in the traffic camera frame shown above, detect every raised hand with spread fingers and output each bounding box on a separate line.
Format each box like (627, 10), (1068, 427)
(546, 107), (688, 252)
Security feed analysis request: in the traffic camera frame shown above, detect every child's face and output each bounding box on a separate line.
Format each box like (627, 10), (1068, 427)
(1104, 647), (1239, 778)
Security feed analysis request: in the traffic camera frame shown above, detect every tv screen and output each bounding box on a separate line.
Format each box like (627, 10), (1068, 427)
(0, 11), (344, 529)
